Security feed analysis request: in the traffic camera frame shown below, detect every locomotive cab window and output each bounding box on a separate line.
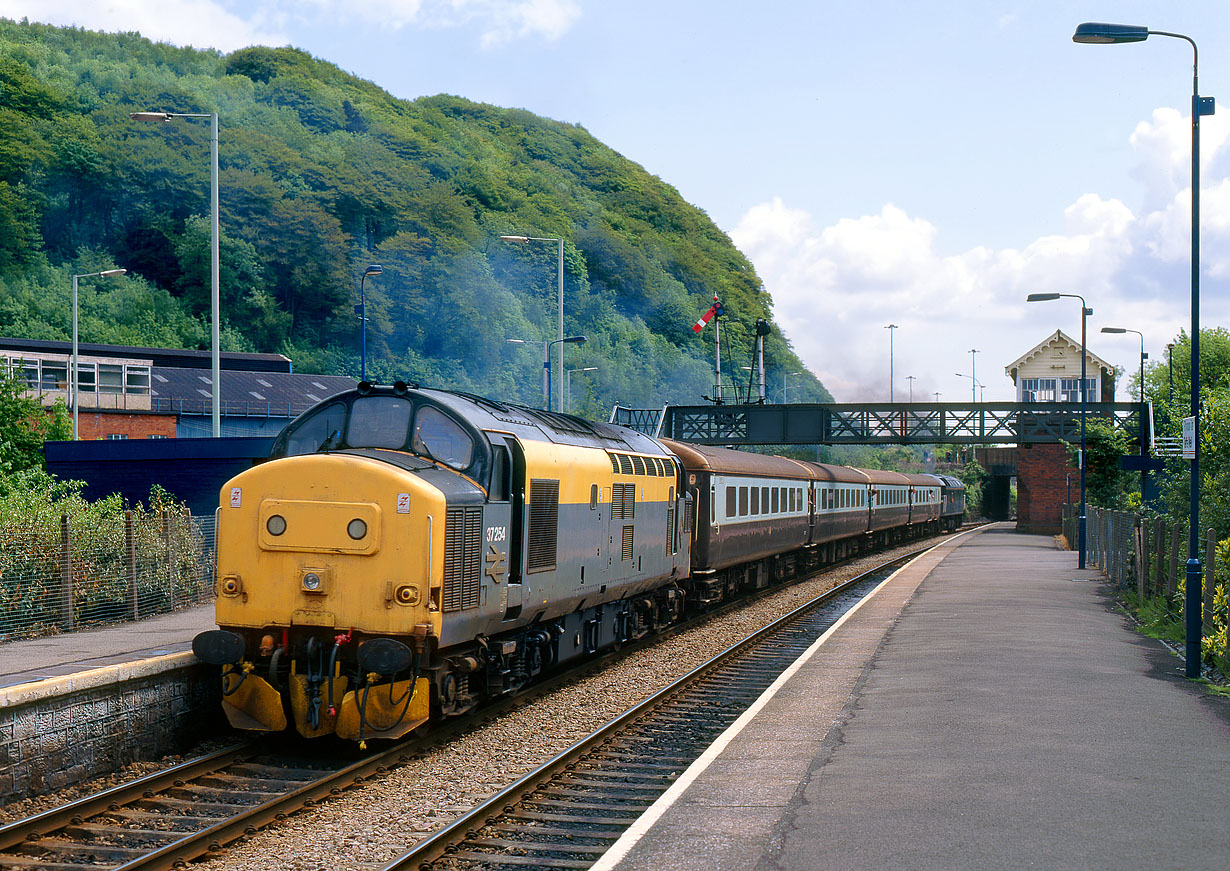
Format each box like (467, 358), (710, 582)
(280, 402), (348, 456)
(412, 406), (474, 471)
(347, 396), (413, 449)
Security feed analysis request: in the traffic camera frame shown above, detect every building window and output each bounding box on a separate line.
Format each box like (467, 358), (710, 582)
(1022, 377), (1057, 402)
(105, 433), (128, 440)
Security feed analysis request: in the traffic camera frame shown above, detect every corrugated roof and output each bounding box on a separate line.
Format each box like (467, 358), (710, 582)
(0, 337), (292, 372)
(150, 367), (355, 417)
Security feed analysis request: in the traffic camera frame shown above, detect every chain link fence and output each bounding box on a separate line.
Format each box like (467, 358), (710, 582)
(1063, 504), (1226, 656)
(0, 510), (216, 642)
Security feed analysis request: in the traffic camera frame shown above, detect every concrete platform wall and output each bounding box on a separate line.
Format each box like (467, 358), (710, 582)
(0, 655), (223, 802)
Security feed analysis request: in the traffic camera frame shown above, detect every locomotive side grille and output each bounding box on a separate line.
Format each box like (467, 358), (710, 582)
(667, 503), (676, 555)
(612, 483), (636, 519)
(443, 507), (483, 611)
(622, 524), (634, 561)
(527, 479), (560, 574)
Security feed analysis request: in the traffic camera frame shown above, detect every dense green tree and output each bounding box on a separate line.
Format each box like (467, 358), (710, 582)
(0, 19), (822, 415)
(0, 365), (71, 476)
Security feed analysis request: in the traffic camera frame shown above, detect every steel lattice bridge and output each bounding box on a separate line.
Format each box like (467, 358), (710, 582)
(609, 402), (1145, 446)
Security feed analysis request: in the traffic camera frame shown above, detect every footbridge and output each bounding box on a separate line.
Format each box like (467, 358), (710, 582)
(611, 402), (1144, 447)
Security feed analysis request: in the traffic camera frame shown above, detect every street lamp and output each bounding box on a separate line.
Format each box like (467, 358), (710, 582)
(954, 373), (985, 403)
(71, 268), (127, 440)
(1166, 342), (1175, 406)
(1073, 20), (1213, 677)
(1102, 326), (1149, 502)
(356, 264), (382, 382)
(885, 324), (898, 402)
(501, 234), (566, 411)
(1028, 292), (1092, 568)
(968, 349), (979, 402)
(565, 367), (598, 413)
(783, 370), (802, 403)
(546, 336), (586, 412)
(507, 338), (550, 404)
(906, 374), (916, 402)
(131, 110), (220, 437)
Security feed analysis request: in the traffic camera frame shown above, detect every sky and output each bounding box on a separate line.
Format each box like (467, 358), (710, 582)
(7, 1), (1230, 403)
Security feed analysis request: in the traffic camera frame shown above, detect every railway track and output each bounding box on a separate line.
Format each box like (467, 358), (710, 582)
(0, 536), (952, 870)
(378, 545), (928, 871)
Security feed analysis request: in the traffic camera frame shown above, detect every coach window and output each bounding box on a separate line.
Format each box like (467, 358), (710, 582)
(751, 487), (759, 515)
(739, 487), (749, 516)
(489, 444), (511, 501)
(726, 486), (737, 519)
(771, 488), (779, 513)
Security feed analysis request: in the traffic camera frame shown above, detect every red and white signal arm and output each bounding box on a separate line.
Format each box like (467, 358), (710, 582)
(1181, 416), (1196, 460)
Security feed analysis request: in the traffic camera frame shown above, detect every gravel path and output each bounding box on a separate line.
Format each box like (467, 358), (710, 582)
(191, 537), (947, 871)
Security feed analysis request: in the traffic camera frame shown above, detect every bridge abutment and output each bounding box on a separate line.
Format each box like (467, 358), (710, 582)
(1015, 442), (1077, 535)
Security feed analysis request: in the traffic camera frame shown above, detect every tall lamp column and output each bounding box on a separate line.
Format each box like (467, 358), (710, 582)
(71, 268), (127, 440)
(1073, 20), (1213, 676)
(501, 235), (567, 411)
(357, 264), (383, 382)
(131, 110), (220, 436)
(1028, 292), (1092, 569)
(885, 324), (898, 402)
(1102, 326), (1149, 502)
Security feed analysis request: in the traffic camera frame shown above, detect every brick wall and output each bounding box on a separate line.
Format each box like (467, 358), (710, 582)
(78, 412), (177, 440)
(1016, 442), (1078, 534)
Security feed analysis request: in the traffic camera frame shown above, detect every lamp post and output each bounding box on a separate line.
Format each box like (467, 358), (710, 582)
(954, 373), (985, 402)
(501, 234), (566, 411)
(355, 264), (382, 382)
(968, 349), (979, 402)
(783, 370), (802, 403)
(1102, 326), (1149, 501)
(885, 324), (898, 402)
(71, 268), (127, 440)
(1028, 292), (1092, 568)
(934, 392), (941, 402)
(1073, 20), (1212, 677)
(1166, 342), (1175, 406)
(906, 375), (916, 402)
(546, 336), (586, 412)
(131, 110), (220, 436)
(507, 338), (550, 404)
(565, 367), (598, 413)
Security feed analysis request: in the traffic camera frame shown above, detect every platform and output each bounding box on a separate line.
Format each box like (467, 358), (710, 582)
(596, 523), (1230, 871)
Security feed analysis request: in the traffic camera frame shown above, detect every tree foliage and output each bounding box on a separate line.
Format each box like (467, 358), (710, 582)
(0, 20), (824, 418)
(0, 365), (70, 476)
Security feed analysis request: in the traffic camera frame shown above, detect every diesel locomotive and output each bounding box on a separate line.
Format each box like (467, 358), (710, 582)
(193, 383), (964, 744)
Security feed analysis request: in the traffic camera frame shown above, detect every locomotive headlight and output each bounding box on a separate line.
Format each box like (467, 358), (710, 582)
(266, 514), (287, 536)
(347, 518), (368, 540)
(303, 571), (322, 591)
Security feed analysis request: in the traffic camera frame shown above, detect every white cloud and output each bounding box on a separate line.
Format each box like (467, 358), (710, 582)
(0, 0), (286, 51)
(0, 0), (581, 50)
(730, 114), (1230, 404)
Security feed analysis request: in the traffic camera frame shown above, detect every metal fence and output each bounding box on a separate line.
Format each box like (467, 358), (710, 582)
(0, 511), (216, 642)
(1063, 504), (1226, 653)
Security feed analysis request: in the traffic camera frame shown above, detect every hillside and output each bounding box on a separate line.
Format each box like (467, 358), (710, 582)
(0, 19), (830, 415)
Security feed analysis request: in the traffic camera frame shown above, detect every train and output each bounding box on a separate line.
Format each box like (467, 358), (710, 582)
(192, 383), (964, 745)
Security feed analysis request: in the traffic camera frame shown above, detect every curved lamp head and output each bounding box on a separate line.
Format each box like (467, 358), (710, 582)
(1073, 23), (1149, 44)
(363, 264), (383, 278)
(563, 335), (586, 344)
(1100, 327), (1127, 334)
(1026, 293), (1061, 302)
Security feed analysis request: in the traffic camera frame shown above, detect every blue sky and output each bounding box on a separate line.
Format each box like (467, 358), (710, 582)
(7, 1), (1230, 402)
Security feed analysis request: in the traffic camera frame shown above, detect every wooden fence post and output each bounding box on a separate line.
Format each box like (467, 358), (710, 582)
(58, 513), (74, 631)
(1168, 522), (1182, 599)
(1205, 528), (1216, 625)
(1154, 518), (1165, 598)
(125, 510), (138, 620)
(1135, 517), (1146, 599)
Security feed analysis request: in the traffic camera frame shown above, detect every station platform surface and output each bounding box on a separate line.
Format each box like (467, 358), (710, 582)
(0, 602), (215, 690)
(597, 523), (1230, 871)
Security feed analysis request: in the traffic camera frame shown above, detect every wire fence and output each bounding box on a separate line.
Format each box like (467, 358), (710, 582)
(1063, 504), (1227, 655)
(0, 511), (215, 642)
